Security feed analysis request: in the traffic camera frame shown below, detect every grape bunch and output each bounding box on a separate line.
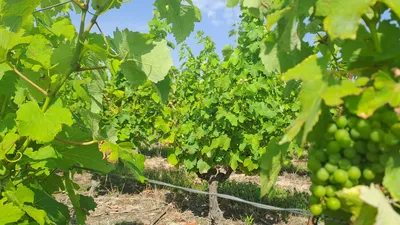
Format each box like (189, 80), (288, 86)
(307, 108), (400, 216)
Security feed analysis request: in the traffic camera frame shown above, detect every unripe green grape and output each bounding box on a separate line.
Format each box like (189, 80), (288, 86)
(312, 185), (326, 198)
(350, 129), (361, 139)
(329, 153), (342, 165)
(329, 175), (336, 184)
(327, 123), (338, 134)
(366, 152), (379, 162)
(357, 120), (372, 138)
(333, 169), (348, 184)
(379, 154), (389, 166)
(351, 154), (362, 165)
(343, 148), (357, 159)
(327, 141), (341, 154)
(335, 129), (350, 142)
(324, 162), (338, 174)
(326, 197), (341, 211)
(325, 185), (337, 197)
(367, 141), (379, 153)
(311, 175), (326, 185)
(338, 158), (352, 170)
(315, 150), (328, 162)
(371, 120), (381, 129)
(381, 110), (398, 126)
(347, 166), (361, 180)
(384, 132), (399, 146)
(336, 116), (348, 128)
(370, 130), (384, 143)
(316, 168), (330, 181)
(371, 163), (384, 174)
(391, 123), (400, 138)
(308, 158), (322, 172)
(343, 179), (354, 188)
(347, 117), (358, 128)
(363, 168), (376, 180)
(310, 204), (323, 216)
(309, 195), (321, 204)
(354, 141), (367, 154)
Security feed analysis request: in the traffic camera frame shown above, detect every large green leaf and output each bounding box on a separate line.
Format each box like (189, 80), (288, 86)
(316, 0), (375, 40)
(280, 55), (329, 144)
(112, 29), (173, 85)
(154, 0), (201, 43)
(16, 101), (73, 143)
(359, 185), (400, 225)
(260, 138), (290, 196)
(259, 0), (315, 73)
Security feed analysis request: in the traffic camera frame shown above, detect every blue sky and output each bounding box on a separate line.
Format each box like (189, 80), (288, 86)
(70, 0), (241, 65)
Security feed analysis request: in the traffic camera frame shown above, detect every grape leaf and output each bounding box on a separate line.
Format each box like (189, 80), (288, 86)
(31, 184), (70, 224)
(112, 29), (173, 84)
(26, 35), (52, 69)
(99, 140), (119, 163)
(226, 0), (240, 7)
(5, 184), (34, 205)
(321, 80), (363, 106)
(359, 185), (400, 225)
(51, 17), (76, 42)
(154, 0), (201, 43)
(53, 144), (116, 173)
(118, 145), (145, 182)
(153, 75), (171, 104)
(280, 55), (329, 144)
(22, 205), (48, 225)
(51, 43), (74, 76)
(16, 101), (73, 143)
(243, 0), (261, 8)
(380, 0), (400, 18)
(197, 158), (211, 174)
(0, 204), (25, 224)
(383, 151), (400, 200)
(0, 28), (32, 62)
(0, 0), (40, 32)
(316, 0), (375, 40)
(260, 138), (289, 196)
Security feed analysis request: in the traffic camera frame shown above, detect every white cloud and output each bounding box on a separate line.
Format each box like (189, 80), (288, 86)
(193, 0), (240, 26)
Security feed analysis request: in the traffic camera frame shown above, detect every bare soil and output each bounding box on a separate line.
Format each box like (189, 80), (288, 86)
(60, 157), (311, 225)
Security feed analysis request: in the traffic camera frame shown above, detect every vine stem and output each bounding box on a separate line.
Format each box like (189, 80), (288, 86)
(362, 15), (382, 53)
(55, 137), (97, 146)
(71, 0), (85, 9)
(0, 95), (8, 118)
(6, 61), (48, 96)
(33, 0), (72, 13)
(334, 66), (377, 76)
(77, 66), (108, 72)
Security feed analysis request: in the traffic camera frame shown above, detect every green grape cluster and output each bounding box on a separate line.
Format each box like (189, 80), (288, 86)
(307, 108), (400, 216)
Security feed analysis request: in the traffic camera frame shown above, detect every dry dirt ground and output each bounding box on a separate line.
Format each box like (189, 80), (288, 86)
(60, 157), (311, 225)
